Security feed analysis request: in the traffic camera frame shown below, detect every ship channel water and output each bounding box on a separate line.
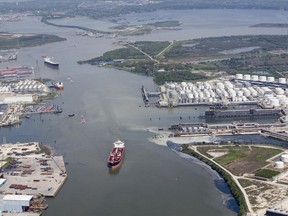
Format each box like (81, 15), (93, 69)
(0, 9), (288, 216)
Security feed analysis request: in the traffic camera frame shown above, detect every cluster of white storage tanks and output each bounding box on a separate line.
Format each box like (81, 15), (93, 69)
(0, 83), (12, 92)
(9, 80), (48, 93)
(163, 79), (288, 106)
(235, 74), (285, 84)
(274, 154), (288, 169)
(164, 82), (219, 103)
(263, 90), (288, 108)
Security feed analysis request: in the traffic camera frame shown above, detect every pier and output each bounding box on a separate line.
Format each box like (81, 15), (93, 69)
(169, 122), (288, 143)
(141, 85), (149, 103)
(204, 108), (284, 118)
(0, 142), (67, 198)
(261, 129), (288, 142)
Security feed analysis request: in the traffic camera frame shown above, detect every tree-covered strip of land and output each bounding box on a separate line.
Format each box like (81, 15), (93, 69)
(79, 35), (288, 84)
(0, 33), (66, 50)
(41, 15), (108, 34)
(147, 21), (181, 27)
(154, 71), (206, 85)
(165, 35), (287, 59)
(2, 0), (286, 18)
(78, 47), (148, 64)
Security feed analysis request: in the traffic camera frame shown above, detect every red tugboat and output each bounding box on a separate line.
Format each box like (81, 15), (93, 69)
(107, 140), (125, 169)
(52, 81), (64, 90)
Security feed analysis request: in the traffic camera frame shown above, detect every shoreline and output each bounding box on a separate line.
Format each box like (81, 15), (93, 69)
(148, 129), (288, 215)
(147, 129), (247, 215)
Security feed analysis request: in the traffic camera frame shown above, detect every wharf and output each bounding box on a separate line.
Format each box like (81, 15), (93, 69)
(204, 108), (284, 118)
(141, 85), (149, 103)
(170, 122), (288, 141)
(0, 142), (67, 197)
(261, 129), (288, 142)
(24, 105), (63, 116)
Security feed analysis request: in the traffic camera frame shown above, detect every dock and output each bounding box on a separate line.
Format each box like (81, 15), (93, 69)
(141, 85), (149, 103)
(203, 108), (284, 118)
(0, 142), (67, 197)
(169, 122), (288, 142)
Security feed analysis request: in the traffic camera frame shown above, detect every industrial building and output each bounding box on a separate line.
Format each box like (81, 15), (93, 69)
(266, 209), (288, 216)
(2, 195), (33, 213)
(3, 95), (34, 104)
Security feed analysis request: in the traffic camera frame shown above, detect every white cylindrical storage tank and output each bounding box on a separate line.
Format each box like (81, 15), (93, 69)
(204, 83), (211, 89)
(251, 75), (259, 81)
(279, 78), (286, 84)
(187, 82), (193, 87)
(237, 90), (243, 97)
(199, 92), (204, 98)
(267, 76), (275, 82)
(187, 93), (194, 99)
(242, 96), (247, 101)
(236, 74), (243, 79)
(275, 161), (284, 169)
(270, 98), (280, 107)
(259, 76), (267, 82)
(216, 89), (222, 96)
(224, 81), (234, 88)
(180, 90), (186, 97)
(204, 89), (210, 98)
(281, 154), (288, 163)
(275, 88), (284, 95)
(211, 92), (216, 98)
(170, 84), (176, 90)
(243, 74), (251, 80)
(216, 83), (225, 89)
(181, 82), (187, 88)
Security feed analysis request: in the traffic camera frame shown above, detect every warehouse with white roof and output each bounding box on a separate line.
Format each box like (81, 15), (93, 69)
(2, 195), (33, 213)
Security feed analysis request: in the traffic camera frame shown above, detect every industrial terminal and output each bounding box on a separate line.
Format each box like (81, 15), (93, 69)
(0, 79), (63, 127)
(0, 142), (67, 215)
(146, 74), (288, 215)
(143, 74), (288, 139)
(142, 74), (288, 109)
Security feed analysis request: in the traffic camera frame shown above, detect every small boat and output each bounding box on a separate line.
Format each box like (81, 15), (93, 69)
(80, 115), (86, 124)
(68, 113), (75, 117)
(107, 140), (125, 169)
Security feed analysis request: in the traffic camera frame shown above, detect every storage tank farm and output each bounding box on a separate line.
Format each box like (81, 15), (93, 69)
(158, 73), (288, 109)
